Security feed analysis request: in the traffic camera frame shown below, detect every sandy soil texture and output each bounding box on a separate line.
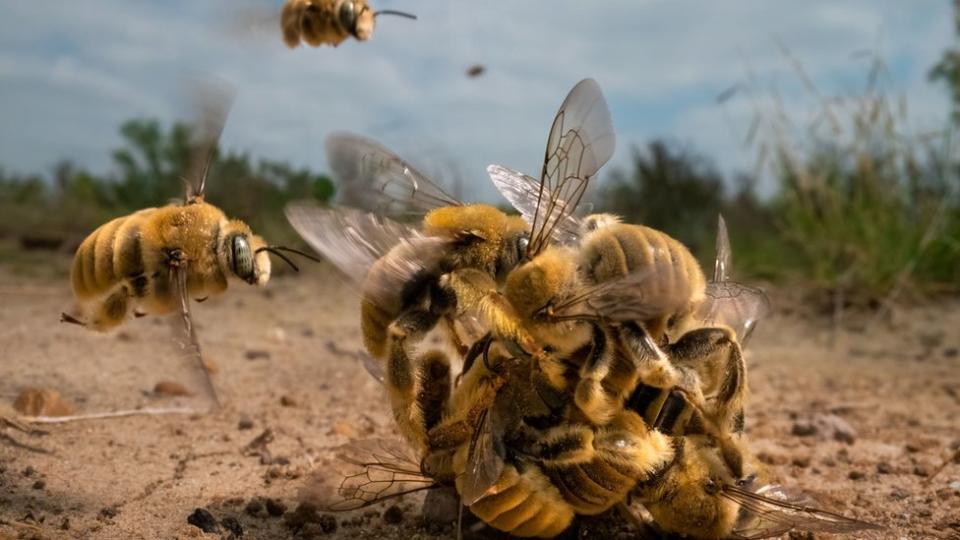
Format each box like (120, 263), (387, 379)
(1, 263), (958, 539)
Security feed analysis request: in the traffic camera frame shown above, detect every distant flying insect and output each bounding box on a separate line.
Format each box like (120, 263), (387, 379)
(63, 83), (319, 407)
(466, 64), (486, 78)
(280, 0), (417, 48)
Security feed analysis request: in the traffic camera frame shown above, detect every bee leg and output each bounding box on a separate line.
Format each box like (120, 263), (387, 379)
(59, 312), (87, 326)
(439, 269), (537, 355)
(419, 350), (452, 433)
(573, 325), (629, 425)
(385, 308), (443, 450)
(666, 327), (746, 435)
(512, 423), (596, 465)
(88, 286), (132, 332)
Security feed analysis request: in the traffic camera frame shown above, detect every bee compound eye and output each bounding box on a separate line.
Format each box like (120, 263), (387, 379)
(516, 235), (529, 259)
(338, 1), (357, 31)
(231, 235), (254, 281)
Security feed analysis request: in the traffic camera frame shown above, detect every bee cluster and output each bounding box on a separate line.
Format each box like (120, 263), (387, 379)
(286, 79), (882, 538)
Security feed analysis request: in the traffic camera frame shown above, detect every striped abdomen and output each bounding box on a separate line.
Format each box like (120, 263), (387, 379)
(71, 208), (156, 301)
(579, 224), (706, 339)
(460, 461), (574, 538)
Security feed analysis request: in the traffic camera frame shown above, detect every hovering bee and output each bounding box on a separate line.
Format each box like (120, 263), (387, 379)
(280, 0), (416, 48)
(63, 84), (318, 406)
(286, 78), (614, 452)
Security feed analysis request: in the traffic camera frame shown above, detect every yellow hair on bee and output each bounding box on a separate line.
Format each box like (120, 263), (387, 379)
(505, 246), (578, 320)
(424, 204), (526, 243)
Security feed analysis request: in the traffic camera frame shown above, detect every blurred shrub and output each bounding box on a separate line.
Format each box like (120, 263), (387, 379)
(0, 118), (335, 249)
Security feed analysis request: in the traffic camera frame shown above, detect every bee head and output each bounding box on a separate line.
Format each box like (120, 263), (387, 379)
(423, 204), (528, 277)
(338, 0), (375, 40)
(504, 246), (579, 322)
(643, 436), (742, 539)
(222, 229), (270, 287)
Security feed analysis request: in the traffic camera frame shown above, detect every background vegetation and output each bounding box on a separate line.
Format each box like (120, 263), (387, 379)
(2, 24), (959, 305)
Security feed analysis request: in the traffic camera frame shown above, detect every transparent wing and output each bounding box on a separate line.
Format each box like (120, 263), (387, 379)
(698, 282), (771, 347)
(487, 164), (582, 244)
(725, 484), (884, 539)
(458, 408), (506, 506)
(551, 268), (694, 324)
(324, 439), (438, 511)
(172, 266), (220, 408)
(284, 201), (447, 291)
(698, 213), (770, 347)
(714, 214), (731, 282)
(183, 81), (235, 201)
(526, 78), (615, 256)
(327, 132), (462, 218)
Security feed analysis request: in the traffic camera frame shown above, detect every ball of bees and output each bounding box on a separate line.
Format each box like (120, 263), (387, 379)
(289, 78), (881, 538)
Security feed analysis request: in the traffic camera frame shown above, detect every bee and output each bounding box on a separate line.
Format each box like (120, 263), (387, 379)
(280, 0), (416, 48)
(285, 78), (614, 452)
(62, 83), (318, 406)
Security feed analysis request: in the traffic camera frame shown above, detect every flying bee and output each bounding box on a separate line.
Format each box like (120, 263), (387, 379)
(280, 0), (416, 48)
(285, 78), (614, 452)
(62, 83), (319, 406)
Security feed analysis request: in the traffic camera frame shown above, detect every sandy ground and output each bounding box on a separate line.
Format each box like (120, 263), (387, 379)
(0, 259), (958, 540)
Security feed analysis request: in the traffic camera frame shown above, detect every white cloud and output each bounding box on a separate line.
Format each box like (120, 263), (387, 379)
(0, 0), (953, 202)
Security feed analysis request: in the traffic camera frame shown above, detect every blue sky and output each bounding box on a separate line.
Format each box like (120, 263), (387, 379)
(0, 1), (954, 201)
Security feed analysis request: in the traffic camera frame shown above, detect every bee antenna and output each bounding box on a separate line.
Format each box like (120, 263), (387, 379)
(255, 246), (323, 272)
(373, 9), (417, 20)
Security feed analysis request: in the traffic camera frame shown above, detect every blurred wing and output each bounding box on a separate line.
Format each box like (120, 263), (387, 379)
(284, 201), (447, 290)
(184, 81), (235, 201)
(725, 484), (884, 539)
(172, 266), (220, 408)
(326, 439), (438, 511)
(697, 282), (771, 347)
(458, 408), (506, 506)
(327, 132), (462, 218)
(552, 269), (691, 324)
(714, 214), (731, 282)
(527, 78), (615, 256)
(487, 164), (581, 244)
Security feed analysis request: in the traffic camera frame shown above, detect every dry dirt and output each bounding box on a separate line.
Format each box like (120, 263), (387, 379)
(0, 260), (958, 539)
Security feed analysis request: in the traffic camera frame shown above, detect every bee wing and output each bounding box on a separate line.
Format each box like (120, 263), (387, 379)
(458, 407), (506, 506)
(183, 80), (235, 201)
(526, 78), (615, 257)
(714, 214), (731, 282)
(724, 484), (884, 539)
(552, 268), (689, 323)
(322, 438), (438, 511)
(284, 201), (447, 290)
(698, 282), (771, 347)
(171, 265), (220, 408)
(487, 164), (582, 244)
(326, 132), (462, 219)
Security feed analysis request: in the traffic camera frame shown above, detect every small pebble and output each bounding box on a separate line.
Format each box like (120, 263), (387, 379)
(187, 508), (219, 533)
(266, 498), (287, 517)
(280, 395), (297, 407)
(100, 506), (119, 519)
(221, 516), (243, 537)
(943, 347), (958, 358)
(791, 456), (811, 468)
(245, 350), (271, 360)
(848, 470), (865, 480)
(382, 505), (403, 524)
(244, 499), (265, 517)
(60, 517), (70, 530)
(876, 462), (894, 474)
(890, 488), (910, 500)
(318, 514), (338, 533)
(238, 416), (254, 430)
(32, 480), (45, 490)
(791, 422), (818, 437)
(913, 465), (929, 477)
(22, 466), (36, 477)
(153, 381), (193, 397)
